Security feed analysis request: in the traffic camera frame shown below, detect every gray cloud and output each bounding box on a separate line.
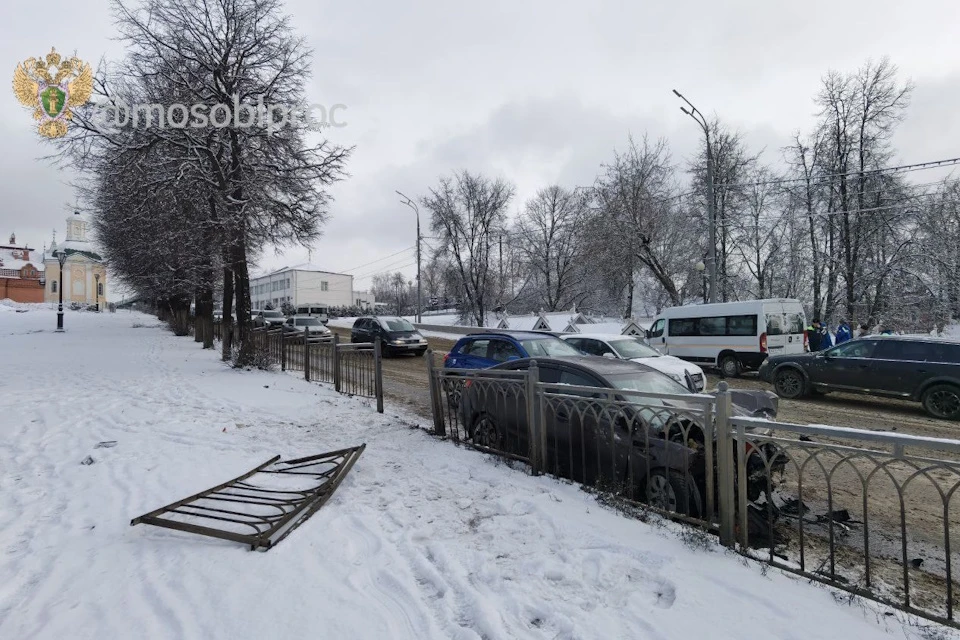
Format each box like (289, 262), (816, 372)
(3, 0), (959, 291)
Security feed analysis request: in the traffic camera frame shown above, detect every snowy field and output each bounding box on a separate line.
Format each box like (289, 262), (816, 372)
(0, 305), (949, 639)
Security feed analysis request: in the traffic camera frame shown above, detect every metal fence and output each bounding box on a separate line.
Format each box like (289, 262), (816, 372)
(425, 352), (960, 627)
(730, 412), (960, 627)
(244, 327), (383, 412)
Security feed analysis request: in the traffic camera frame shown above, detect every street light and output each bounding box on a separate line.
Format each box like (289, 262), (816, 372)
(673, 89), (717, 304)
(395, 190), (422, 324)
(695, 261), (707, 304)
(94, 272), (101, 312)
(56, 250), (67, 331)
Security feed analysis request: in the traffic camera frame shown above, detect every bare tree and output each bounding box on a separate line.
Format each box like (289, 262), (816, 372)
(591, 136), (697, 310)
(422, 171), (514, 326)
(512, 186), (588, 312)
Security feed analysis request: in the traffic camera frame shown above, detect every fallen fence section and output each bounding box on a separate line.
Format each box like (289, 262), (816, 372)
(131, 445), (366, 551)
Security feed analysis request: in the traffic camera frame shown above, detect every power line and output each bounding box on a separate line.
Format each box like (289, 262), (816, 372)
(714, 156), (960, 189)
(341, 245), (415, 274)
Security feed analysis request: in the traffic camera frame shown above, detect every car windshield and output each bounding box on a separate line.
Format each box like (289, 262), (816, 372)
(520, 337), (582, 357)
(263, 310), (283, 318)
(382, 318), (415, 332)
(606, 371), (691, 395)
(608, 338), (660, 359)
(296, 318), (322, 326)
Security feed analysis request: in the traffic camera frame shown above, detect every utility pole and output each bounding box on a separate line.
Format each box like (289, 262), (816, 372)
(498, 233), (503, 310)
(673, 89), (717, 304)
(395, 191), (422, 323)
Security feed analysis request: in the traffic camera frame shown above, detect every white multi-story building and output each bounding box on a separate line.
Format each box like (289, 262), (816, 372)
(249, 264), (356, 310)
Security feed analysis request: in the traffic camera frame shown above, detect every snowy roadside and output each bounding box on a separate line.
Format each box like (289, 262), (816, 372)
(0, 308), (949, 639)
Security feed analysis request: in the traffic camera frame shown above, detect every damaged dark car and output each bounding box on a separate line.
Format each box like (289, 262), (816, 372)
(456, 355), (786, 519)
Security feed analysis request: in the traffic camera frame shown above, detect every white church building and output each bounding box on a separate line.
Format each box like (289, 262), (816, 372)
(44, 212), (107, 308)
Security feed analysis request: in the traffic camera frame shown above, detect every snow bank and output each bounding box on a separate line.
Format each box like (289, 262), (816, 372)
(0, 308), (939, 639)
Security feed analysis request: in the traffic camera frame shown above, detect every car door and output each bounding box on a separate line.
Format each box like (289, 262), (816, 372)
(649, 318), (667, 354)
(808, 339), (879, 390)
(763, 303), (789, 356)
(459, 339), (495, 369)
(871, 340), (937, 396)
(548, 368), (607, 484)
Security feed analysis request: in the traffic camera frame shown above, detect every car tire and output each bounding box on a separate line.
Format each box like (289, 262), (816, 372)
(773, 368), (806, 399)
(922, 384), (960, 421)
(719, 355), (741, 378)
(471, 413), (503, 450)
(645, 469), (702, 517)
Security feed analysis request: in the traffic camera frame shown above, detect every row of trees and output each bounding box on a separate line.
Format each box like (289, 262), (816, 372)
(400, 58), (958, 331)
(54, 0), (350, 361)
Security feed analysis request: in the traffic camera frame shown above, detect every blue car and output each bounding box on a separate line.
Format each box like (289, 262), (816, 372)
(444, 331), (583, 369)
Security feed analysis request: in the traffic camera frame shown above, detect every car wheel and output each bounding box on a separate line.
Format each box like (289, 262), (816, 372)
(645, 469), (702, 517)
(720, 355), (741, 378)
(923, 385), (960, 420)
(774, 369), (805, 399)
(471, 413), (503, 450)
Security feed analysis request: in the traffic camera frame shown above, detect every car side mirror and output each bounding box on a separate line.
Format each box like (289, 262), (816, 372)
(603, 352), (616, 359)
(645, 330), (651, 339)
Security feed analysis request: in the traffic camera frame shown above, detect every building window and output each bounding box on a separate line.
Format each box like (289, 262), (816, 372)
(51, 281), (57, 293)
(286, 278), (290, 289)
(321, 281), (328, 292)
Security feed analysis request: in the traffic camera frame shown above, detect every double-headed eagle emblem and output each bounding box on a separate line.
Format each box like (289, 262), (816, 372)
(13, 48), (93, 138)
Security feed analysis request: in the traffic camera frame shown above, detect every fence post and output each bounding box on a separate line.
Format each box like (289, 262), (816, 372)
(715, 381), (736, 548)
(304, 326), (311, 381)
(424, 349), (444, 435)
(333, 333), (341, 392)
(281, 331), (287, 371)
(526, 360), (542, 475)
(736, 420), (749, 549)
(374, 338), (384, 414)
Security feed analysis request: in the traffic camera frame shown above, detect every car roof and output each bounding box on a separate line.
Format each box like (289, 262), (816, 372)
(861, 334), (960, 345)
(563, 333), (643, 341)
(493, 355), (657, 375)
(462, 331), (558, 340)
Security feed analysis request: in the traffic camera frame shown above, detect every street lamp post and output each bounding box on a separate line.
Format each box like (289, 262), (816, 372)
(56, 250), (66, 331)
(395, 190), (422, 324)
(673, 89), (717, 304)
(695, 261), (707, 304)
(94, 272), (101, 311)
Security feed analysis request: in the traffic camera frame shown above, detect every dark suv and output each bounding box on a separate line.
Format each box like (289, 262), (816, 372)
(350, 316), (428, 356)
(759, 336), (960, 419)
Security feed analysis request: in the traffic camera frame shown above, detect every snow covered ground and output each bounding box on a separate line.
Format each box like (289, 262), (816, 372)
(0, 305), (949, 639)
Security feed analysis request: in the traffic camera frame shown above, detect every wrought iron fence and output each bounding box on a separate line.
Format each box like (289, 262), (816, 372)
(425, 350), (960, 627)
(730, 412), (960, 627)
(244, 327), (383, 411)
(426, 355), (719, 530)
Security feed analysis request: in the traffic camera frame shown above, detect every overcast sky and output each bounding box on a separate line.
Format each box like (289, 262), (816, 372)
(3, 0), (959, 295)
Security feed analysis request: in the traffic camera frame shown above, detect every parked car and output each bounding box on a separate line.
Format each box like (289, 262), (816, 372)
(646, 298), (807, 377)
(562, 333), (707, 392)
(253, 309), (286, 328)
(458, 355), (784, 515)
(351, 316), (428, 356)
(759, 335), (960, 420)
(444, 331), (583, 369)
(283, 315), (332, 342)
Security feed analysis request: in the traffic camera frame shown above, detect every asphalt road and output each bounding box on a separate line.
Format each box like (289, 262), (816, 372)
(326, 326), (954, 439)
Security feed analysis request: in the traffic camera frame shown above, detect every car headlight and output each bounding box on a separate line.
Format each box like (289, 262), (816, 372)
(392, 339), (404, 345)
(419, 337), (427, 343)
